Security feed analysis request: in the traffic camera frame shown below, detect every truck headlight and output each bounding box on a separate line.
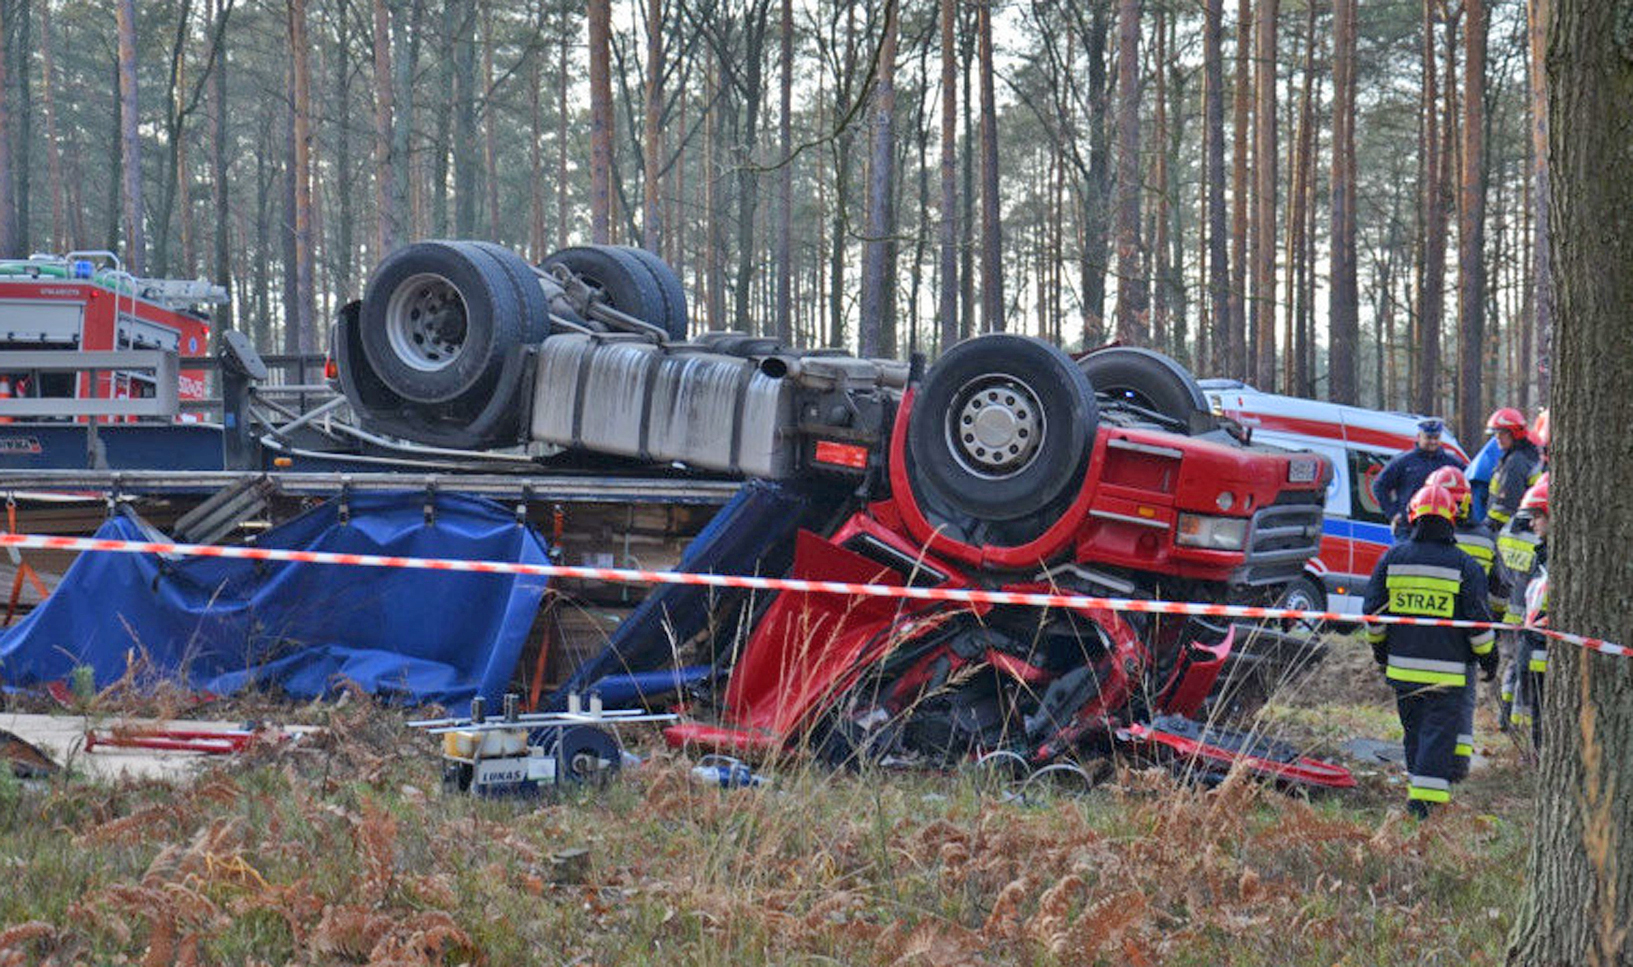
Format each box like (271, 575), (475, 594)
(1176, 513), (1250, 550)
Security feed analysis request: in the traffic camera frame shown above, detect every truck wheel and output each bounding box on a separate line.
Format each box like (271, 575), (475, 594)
(908, 334), (1098, 522)
(611, 245), (689, 339)
(359, 241), (523, 404)
(539, 245), (683, 339)
(457, 240), (555, 343)
(1079, 346), (1209, 427)
(1275, 574), (1327, 635)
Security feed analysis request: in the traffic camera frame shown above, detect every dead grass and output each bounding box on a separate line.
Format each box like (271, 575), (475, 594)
(0, 691), (1533, 967)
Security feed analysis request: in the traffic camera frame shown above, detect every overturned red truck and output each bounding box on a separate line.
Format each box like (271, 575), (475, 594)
(333, 240), (1352, 788)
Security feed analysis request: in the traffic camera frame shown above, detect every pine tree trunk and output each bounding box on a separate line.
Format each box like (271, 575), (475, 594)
(859, 1), (898, 358)
(775, 0), (793, 343)
(117, 0), (145, 272)
(334, 9), (354, 299)
(1328, 0), (1359, 403)
(1457, 0), (1487, 444)
(10, 0), (31, 253)
(1205, 0), (1230, 375)
(482, 5), (499, 241)
(1080, 1), (1111, 344)
(1250, 0), (1278, 389)
(1416, 0), (1445, 415)
(1528, 0), (1552, 403)
(1111, 0), (1145, 344)
(451, 0), (476, 237)
(977, 0), (1003, 332)
(288, 0), (315, 354)
(1228, 0), (1251, 378)
(210, 0), (232, 322)
(1151, 5), (1170, 352)
(1507, 0), (1633, 958)
(588, 0), (613, 244)
(529, 54), (544, 260)
(643, 0), (664, 251)
(557, 8), (570, 250)
(40, 1), (66, 252)
(960, 9), (976, 341)
(371, 0), (398, 256)
(0, 0), (13, 257)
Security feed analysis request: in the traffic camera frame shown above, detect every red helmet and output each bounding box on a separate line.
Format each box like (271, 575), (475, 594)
(1487, 407), (1528, 437)
(1520, 473), (1550, 516)
(1408, 484), (1459, 524)
(1425, 466), (1472, 517)
(1532, 409), (1550, 448)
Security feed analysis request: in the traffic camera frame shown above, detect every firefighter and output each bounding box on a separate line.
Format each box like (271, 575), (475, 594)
(1502, 477), (1550, 739)
(1363, 483), (1496, 818)
(1482, 408), (1543, 531)
(1513, 571), (1550, 750)
(1425, 465), (1510, 781)
(1372, 418), (1467, 537)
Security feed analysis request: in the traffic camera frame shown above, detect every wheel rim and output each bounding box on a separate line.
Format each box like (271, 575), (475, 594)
(384, 272), (469, 372)
(945, 374), (1046, 479)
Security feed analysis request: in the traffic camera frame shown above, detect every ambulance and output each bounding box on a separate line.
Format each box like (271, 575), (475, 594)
(1200, 379), (1471, 614)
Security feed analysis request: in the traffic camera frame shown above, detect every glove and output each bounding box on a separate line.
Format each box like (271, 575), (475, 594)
(1480, 654), (1499, 682)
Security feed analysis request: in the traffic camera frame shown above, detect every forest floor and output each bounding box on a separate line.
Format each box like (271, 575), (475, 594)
(0, 657), (1536, 967)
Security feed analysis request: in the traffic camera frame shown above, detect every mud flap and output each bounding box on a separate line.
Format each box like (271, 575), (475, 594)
(1116, 715), (1355, 789)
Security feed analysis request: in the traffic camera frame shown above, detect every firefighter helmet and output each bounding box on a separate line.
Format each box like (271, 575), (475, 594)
(1533, 408), (1550, 449)
(1408, 484), (1459, 524)
(1520, 474), (1550, 516)
(1425, 466), (1472, 517)
(1486, 407), (1529, 437)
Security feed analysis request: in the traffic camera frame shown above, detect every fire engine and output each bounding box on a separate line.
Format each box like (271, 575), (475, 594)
(0, 252), (223, 417)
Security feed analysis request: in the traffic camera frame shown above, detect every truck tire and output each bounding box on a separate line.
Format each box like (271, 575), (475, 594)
(908, 334), (1099, 522)
(538, 246), (682, 339)
(458, 240), (555, 344)
(611, 245), (689, 339)
(358, 240), (523, 404)
(1079, 346), (1209, 427)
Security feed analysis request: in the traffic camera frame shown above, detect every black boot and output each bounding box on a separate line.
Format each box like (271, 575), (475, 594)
(1407, 800), (1431, 820)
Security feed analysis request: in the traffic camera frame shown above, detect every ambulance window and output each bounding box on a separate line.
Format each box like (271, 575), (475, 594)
(1349, 451), (1390, 524)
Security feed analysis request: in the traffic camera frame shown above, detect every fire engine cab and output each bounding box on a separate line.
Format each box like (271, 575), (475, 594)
(0, 252), (223, 416)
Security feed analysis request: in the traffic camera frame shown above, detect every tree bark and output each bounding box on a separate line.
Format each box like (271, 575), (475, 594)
(859, 0), (898, 358)
(588, 0), (613, 244)
(1457, 0), (1487, 443)
(1080, 1), (1111, 345)
(557, 6), (570, 250)
(1416, 0), (1446, 415)
(977, 0), (1003, 332)
(117, 0), (145, 272)
(40, 0), (66, 252)
(10, 0), (30, 254)
(451, 0), (476, 237)
(371, 0), (398, 256)
(1507, 0), (1633, 960)
(529, 52), (545, 259)
(1228, 0), (1251, 378)
(1250, 0), (1278, 389)
(481, 4), (498, 241)
(1111, 0), (1145, 344)
(1204, 0), (1230, 376)
(1328, 0), (1359, 403)
(1529, 0), (1553, 403)
(643, 0), (664, 251)
(210, 0), (233, 319)
(287, 0), (315, 354)
(776, 0), (793, 343)
(1151, 4), (1170, 351)
(0, 0), (14, 257)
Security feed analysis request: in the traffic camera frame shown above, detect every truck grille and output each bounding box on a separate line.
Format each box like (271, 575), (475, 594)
(1239, 490), (1324, 586)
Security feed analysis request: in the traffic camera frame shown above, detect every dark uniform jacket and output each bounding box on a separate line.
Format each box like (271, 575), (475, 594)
(1495, 512), (1546, 625)
(1372, 448), (1468, 523)
(1363, 521), (1496, 688)
(1453, 519), (1511, 618)
(1485, 438), (1542, 529)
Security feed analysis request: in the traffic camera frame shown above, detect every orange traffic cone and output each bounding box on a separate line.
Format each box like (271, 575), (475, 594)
(0, 377), (13, 425)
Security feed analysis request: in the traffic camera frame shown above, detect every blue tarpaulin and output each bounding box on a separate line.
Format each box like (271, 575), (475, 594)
(0, 493), (550, 711)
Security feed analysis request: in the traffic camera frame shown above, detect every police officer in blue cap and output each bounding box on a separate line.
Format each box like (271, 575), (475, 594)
(1372, 418), (1468, 538)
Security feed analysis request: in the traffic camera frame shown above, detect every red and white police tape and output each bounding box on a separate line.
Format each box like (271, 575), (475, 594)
(0, 530), (1623, 659)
